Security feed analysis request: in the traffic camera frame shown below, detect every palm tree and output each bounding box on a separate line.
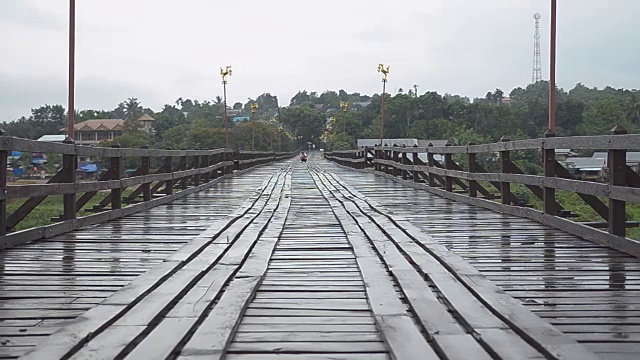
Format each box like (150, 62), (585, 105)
(493, 88), (504, 106)
(123, 97), (143, 132)
(485, 92), (494, 105)
(214, 96), (224, 110)
(123, 97), (142, 120)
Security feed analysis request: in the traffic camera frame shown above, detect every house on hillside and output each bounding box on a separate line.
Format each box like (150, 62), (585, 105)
(562, 151), (640, 182)
(555, 149), (578, 161)
(65, 115), (156, 146)
(137, 114), (155, 133)
(69, 119), (125, 145)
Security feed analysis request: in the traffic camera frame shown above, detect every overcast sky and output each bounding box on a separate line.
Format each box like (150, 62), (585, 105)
(1, 0), (638, 121)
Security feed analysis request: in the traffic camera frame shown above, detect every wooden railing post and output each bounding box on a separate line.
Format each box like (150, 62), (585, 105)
(233, 151), (240, 172)
(110, 143), (122, 210)
(202, 154), (210, 184)
(211, 153), (219, 179)
(412, 146), (419, 183)
(140, 145), (151, 202)
(61, 137), (77, 220)
(392, 148), (399, 177)
(0, 134), (8, 235)
(363, 146), (369, 168)
(543, 130), (557, 215)
(164, 153), (174, 195)
(444, 144), (453, 192)
(401, 148), (408, 180)
(467, 142), (478, 198)
(374, 148), (381, 172)
(499, 136), (511, 205)
(178, 152), (188, 190)
(225, 150), (233, 175)
(609, 125), (627, 236)
(192, 152), (201, 187)
(427, 144), (435, 187)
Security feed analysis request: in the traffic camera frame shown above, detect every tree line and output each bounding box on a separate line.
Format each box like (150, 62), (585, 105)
(2, 81), (639, 153)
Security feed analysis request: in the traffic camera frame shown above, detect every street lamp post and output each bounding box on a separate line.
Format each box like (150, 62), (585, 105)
(220, 66), (232, 147)
(250, 102), (259, 150)
(67, 0), (76, 140)
(549, 0), (557, 134)
(377, 64), (390, 146)
(340, 101), (349, 141)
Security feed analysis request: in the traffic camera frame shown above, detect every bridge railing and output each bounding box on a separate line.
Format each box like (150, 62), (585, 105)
(0, 136), (296, 249)
(325, 127), (640, 257)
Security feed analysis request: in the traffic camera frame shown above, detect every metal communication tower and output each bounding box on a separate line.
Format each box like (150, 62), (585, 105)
(532, 13), (542, 84)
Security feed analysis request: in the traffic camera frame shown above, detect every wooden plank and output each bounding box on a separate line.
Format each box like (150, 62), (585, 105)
(315, 165), (601, 360)
(310, 171), (438, 360)
(233, 332), (382, 343)
(231, 314), (379, 337)
(12, 163), (291, 358)
(67, 325), (145, 360)
(243, 308), (370, 317)
(477, 328), (546, 360)
(227, 341), (387, 353)
(224, 354), (389, 360)
(179, 276), (261, 360)
(129, 173), (291, 358)
(19, 304), (127, 360)
(123, 317), (194, 360)
(432, 334), (493, 360)
(241, 316), (375, 325)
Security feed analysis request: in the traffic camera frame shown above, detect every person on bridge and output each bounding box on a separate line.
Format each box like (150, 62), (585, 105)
(300, 152), (308, 162)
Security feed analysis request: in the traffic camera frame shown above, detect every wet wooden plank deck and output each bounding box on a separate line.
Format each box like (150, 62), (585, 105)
(321, 159), (640, 360)
(17, 157), (604, 359)
(0, 163), (287, 359)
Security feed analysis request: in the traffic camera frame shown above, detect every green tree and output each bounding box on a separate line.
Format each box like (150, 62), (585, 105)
(578, 97), (633, 135)
(123, 97), (143, 132)
(279, 105), (325, 144)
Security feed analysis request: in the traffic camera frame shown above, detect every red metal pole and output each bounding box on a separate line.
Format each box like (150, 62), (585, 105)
(67, 0), (76, 139)
(549, 0), (557, 133)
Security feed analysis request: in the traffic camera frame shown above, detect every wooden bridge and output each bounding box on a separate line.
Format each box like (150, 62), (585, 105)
(1, 133), (640, 360)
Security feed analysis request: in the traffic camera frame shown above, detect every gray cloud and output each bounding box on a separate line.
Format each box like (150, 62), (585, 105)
(0, 74), (156, 122)
(1, 0), (639, 121)
(0, 1), (65, 31)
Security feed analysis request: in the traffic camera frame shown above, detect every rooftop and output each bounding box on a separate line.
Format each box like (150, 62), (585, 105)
(71, 119), (124, 132)
(137, 114), (155, 121)
(37, 135), (67, 142)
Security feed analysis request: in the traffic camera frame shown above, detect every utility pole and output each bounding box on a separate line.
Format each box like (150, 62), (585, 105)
(67, 0), (76, 140)
(377, 64), (390, 146)
(340, 101), (349, 141)
(250, 102), (258, 150)
(549, 0), (557, 133)
(220, 66), (232, 147)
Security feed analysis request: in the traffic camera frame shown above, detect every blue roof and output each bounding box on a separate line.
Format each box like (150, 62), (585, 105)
(80, 164), (99, 173)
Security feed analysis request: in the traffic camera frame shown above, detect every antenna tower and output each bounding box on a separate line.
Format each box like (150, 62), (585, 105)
(532, 13), (542, 84)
